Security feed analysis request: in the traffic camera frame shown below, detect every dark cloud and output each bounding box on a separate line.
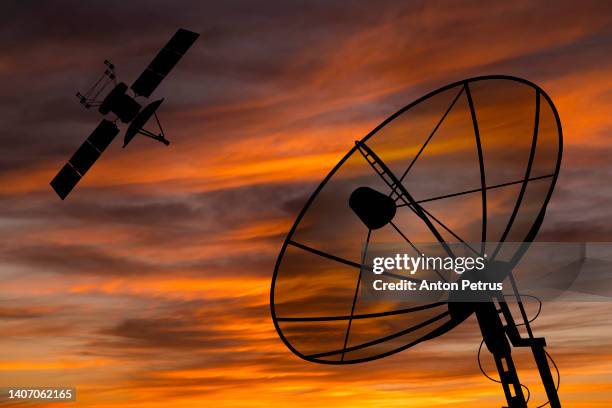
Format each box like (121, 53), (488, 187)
(0, 305), (56, 319)
(88, 296), (271, 357)
(1, 178), (311, 225)
(102, 316), (240, 350)
(0, 243), (159, 276)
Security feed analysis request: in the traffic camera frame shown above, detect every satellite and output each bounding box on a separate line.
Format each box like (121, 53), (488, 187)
(271, 76), (562, 407)
(50, 28), (199, 199)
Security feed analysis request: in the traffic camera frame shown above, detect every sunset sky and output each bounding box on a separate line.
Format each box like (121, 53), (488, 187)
(1, 1), (612, 407)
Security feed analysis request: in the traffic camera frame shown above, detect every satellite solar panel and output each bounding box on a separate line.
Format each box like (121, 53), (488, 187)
(50, 119), (119, 199)
(165, 28), (200, 54)
(68, 140), (101, 175)
(131, 71), (164, 98)
(131, 28), (199, 97)
(86, 119), (119, 152)
(50, 163), (81, 200)
(149, 49), (184, 75)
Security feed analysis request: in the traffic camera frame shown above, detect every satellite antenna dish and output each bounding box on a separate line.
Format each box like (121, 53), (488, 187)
(50, 28), (199, 199)
(271, 76), (562, 408)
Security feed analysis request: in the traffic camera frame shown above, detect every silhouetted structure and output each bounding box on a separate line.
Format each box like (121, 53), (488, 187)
(271, 76), (562, 408)
(50, 28), (199, 199)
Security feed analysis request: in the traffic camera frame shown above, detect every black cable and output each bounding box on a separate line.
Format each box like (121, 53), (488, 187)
(476, 294), (561, 406)
(505, 294), (542, 326)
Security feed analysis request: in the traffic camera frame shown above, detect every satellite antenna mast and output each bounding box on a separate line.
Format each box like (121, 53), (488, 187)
(271, 76), (562, 407)
(50, 28), (199, 199)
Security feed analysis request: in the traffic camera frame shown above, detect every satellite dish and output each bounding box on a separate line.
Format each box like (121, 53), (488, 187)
(50, 28), (199, 199)
(270, 76), (562, 407)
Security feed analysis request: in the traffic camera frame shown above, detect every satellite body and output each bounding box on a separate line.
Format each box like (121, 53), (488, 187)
(50, 28), (199, 199)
